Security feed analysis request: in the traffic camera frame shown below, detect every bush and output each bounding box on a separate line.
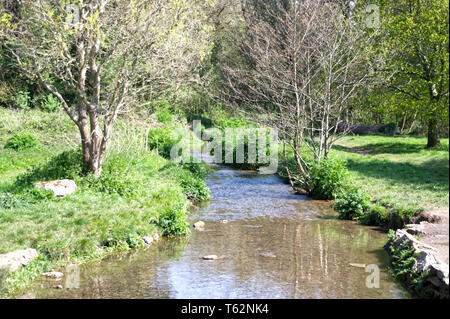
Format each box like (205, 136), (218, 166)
(333, 187), (371, 220)
(178, 170), (210, 201)
(13, 150), (86, 189)
(157, 109), (173, 124)
(83, 154), (142, 198)
(103, 229), (144, 250)
(182, 160), (209, 179)
(386, 205), (420, 230)
(148, 127), (181, 159)
(4, 133), (40, 151)
(157, 203), (190, 236)
(308, 158), (349, 200)
(378, 123), (398, 136)
(359, 204), (387, 226)
(40, 94), (60, 113)
(0, 192), (31, 209)
(12, 90), (31, 110)
(386, 230), (429, 295)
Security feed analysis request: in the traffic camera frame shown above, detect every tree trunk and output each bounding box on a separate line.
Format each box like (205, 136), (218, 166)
(426, 116), (440, 148)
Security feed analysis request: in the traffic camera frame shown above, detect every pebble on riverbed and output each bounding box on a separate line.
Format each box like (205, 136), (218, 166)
(193, 221), (205, 229)
(202, 255), (219, 260)
(143, 236), (154, 245)
(42, 271), (64, 279)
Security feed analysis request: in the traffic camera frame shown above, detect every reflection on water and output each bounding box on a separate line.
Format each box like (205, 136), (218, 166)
(21, 165), (409, 299)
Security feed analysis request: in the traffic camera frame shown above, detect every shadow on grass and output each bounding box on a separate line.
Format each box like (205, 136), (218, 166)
(345, 158), (449, 192)
(334, 140), (449, 155)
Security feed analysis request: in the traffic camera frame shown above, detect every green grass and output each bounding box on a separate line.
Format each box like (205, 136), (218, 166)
(0, 108), (208, 297)
(331, 135), (449, 210)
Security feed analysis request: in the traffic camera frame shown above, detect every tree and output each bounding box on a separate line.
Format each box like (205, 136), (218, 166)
(1, 0), (212, 176)
(379, 0), (449, 147)
(219, 0), (377, 192)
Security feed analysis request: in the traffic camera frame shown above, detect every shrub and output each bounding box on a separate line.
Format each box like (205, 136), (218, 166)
(182, 160), (209, 179)
(4, 133), (40, 151)
(386, 205), (420, 230)
(178, 170), (210, 201)
(148, 127), (181, 159)
(333, 187), (371, 220)
(157, 203), (190, 236)
(83, 154), (142, 198)
(157, 109), (173, 124)
(103, 229), (144, 250)
(378, 123), (398, 136)
(13, 150), (85, 189)
(308, 158), (349, 200)
(12, 90), (31, 110)
(359, 204), (387, 226)
(0, 192), (31, 209)
(40, 94), (60, 112)
(386, 230), (429, 295)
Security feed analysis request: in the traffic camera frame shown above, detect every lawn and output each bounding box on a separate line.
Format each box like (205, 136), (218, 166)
(0, 108), (206, 296)
(331, 135), (449, 211)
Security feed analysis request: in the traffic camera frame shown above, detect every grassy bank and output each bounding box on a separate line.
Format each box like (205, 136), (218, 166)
(331, 135), (449, 211)
(0, 108), (209, 297)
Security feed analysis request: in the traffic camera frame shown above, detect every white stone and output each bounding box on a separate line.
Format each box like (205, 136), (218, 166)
(35, 179), (77, 197)
(42, 271), (64, 279)
(202, 255), (219, 260)
(193, 221), (205, 229)
(0, 249), (38, 272)
(143, 236), (154, 245)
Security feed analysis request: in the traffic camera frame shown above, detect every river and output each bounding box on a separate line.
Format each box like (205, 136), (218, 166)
(20, 162), (409, 299)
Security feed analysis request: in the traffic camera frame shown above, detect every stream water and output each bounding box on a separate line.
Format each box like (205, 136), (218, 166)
(21, 162), (409, 299)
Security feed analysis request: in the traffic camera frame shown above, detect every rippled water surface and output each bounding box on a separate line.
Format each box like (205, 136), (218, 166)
(21, 164), (409, 299)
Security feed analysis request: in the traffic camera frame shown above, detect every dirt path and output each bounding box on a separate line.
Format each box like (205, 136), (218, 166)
(409, 208), (449, 264)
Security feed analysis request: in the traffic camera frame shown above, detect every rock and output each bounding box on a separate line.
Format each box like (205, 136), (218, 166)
(193, 221), (205, 229)
(35, 179), (77, 197)
(220, 220), (228, 224)
(405, 223), (428, 236)
(429, 263), (449, 280)
(143, 236), (154, 245)
(55, 285), (63, 290)
(42, 271), (64, 279)
(413, 250), (439, 273)
(202, 255), (219, 260)
(153, 233), (160, 241)
(386, 229), (449, 299)
(349, 263), (366, 268)
(0, 249), (38, 272)
(259, 252), (276, 258)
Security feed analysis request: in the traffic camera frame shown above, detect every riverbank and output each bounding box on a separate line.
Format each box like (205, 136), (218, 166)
(0, 108), (209, 297)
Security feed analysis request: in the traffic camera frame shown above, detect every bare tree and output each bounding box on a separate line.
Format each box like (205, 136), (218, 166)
(1, 0), (212, 176)
(219, 0), (377, 192)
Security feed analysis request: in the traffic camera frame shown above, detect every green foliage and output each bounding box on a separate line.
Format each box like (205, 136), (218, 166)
(0, 192), (31, 209)
(182, 160), (209, 179)
(308, 158), (349, 200)
(13, 150), (85, 190)
(358, 204), (387, 226)
(386, 229), (429, 296)
(12, 90), (31, 110)
(39, 94), (60, 113)
(103, 229), (145, 250)
(384, 203), (421, 230)
(178, 170), (210, 201)
(157, 203), (190, 236)
(157, 109), (174, 124)
(333, 187), (371, 220)
(83, 154), (141, 198)
(148, 127), (181, 159)
(378, 123), (398, 136)
(4, 133), (40, 151)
